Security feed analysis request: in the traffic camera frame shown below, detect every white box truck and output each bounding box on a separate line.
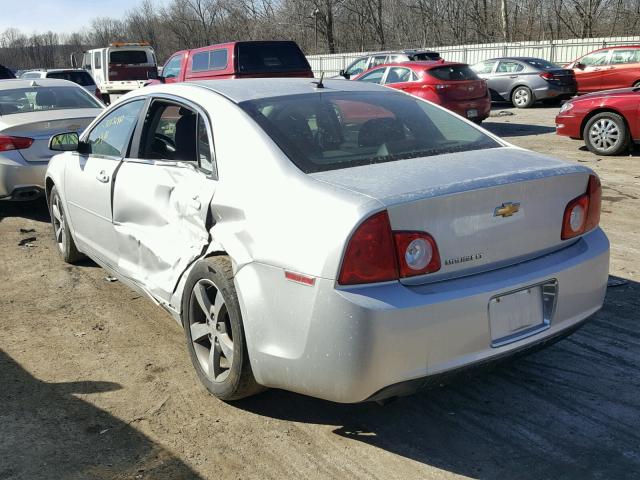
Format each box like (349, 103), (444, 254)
(75, 42), (157, 104)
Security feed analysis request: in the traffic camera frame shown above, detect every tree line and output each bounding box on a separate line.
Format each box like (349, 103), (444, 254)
(1, 0), (638, 69)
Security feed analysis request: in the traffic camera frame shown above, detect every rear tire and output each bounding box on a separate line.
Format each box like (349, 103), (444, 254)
(583, 112), (630, 156)
(48, 186), (83, 264)
(181, 256), (262, 401)
(512, 86), (534, 108)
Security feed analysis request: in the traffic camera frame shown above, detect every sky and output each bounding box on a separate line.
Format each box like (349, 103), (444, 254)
(0, 0), (161, 35)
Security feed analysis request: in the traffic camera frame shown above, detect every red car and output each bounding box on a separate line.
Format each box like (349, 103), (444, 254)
(567, 45), (640, 93)
(555, 87), (638, 155)
(353, 61), (491, 123)
(155, 41), (312, 84)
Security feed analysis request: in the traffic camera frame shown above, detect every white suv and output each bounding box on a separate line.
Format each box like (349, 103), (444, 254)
(20, 69), (100, 100)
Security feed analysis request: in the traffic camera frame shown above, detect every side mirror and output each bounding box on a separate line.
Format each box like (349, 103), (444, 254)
(147, 70), (158, 80)
(49, 132), (79, 152)
(575, 62), (585, 70)
(340, 70), (351, 80)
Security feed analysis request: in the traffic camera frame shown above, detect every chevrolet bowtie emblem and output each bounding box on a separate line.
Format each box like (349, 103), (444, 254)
(494, 202), (521, 217)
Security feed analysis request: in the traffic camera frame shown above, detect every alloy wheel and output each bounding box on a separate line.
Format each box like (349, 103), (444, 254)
(51, 194), (66, 253)
(589, 118), (620, 152)
(189, 279), (234, 382)
(514, 88), (530, 107)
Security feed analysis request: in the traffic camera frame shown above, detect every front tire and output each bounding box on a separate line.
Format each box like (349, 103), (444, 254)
(181, 256), (262, 401)
(49, 186), (83, 263)
(512, 86), (534, 108)
(583, 112), (630, 156)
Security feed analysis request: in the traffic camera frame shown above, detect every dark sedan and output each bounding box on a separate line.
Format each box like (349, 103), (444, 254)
(472, 57), (576, 108)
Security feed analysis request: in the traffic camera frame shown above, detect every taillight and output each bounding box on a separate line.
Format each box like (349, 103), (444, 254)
(539, 72), (555, 80)
(394, 232), (441, 277)
(338, 211), (398, 285)
(338, 211), (441, 285)
(0, 134), (34, 152)
(561, 174), (601, 240)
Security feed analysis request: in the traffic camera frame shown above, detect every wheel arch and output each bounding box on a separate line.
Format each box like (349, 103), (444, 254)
(510, 83), (534, 101)
(45, 176), (55, 203)
(579, 107), (629, 140)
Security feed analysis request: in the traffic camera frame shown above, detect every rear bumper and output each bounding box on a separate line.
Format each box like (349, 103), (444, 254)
(443, 96), (491, 121)
(237, 228), (609, 403)
(0, 152), (47, 200)
(534, 83), (577, 100)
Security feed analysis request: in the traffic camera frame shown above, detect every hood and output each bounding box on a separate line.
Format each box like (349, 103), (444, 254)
(572, 87), (638, 102)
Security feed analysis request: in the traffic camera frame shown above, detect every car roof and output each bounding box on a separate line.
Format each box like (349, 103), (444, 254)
(187, 78), (389, 103)
(0, 78), (80, 90)
(373, 60), (462, 70)
(481, 57), (547, 62)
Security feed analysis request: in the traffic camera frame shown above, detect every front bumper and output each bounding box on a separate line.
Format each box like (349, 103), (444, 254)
(236, 228), (609, 403)
(0, 152), (47, 200)
(556, 112), (583, 139)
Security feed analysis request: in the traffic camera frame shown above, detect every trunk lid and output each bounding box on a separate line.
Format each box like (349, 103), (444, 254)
(1, 109), (101, 162)
(438, 79), (487, 101)
(311, 147), (593, 284)
(542, 68), (576, 86)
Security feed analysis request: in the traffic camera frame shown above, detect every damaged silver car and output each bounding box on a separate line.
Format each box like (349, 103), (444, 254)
(45, 79), (609, 403)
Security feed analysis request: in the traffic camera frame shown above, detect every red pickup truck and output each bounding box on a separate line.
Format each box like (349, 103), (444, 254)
(155, 40), (313, 83)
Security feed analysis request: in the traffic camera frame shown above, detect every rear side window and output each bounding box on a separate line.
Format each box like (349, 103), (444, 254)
(236, 42), (310, 74)
(496, 61), (524, 73)
(191, 49), (228, 72)
(410, 52), (441, 61)
(472, 60), (497, 74)
(609, 49), (640, 65)
(428, 65), (479, 81)
(47, 71), (94, 86)
(239, 91), (499, 173)
(110, 50), (149, 65)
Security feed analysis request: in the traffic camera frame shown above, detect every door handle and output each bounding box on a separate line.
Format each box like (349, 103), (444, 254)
(96, 170), (109, 183)
(509, 75), (518, 78)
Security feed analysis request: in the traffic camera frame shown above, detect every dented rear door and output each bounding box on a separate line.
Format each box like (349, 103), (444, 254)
(111, 159), (216, 303)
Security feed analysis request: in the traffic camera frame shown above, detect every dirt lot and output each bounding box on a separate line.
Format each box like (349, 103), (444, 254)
(1, 104), (639, 480)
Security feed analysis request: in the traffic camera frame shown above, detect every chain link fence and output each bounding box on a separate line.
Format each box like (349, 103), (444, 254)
(307, 35), (640, 76)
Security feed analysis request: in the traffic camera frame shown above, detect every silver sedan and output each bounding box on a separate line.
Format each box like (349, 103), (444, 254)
(0, 79), (104, 200)
(45, 78), (609, 403)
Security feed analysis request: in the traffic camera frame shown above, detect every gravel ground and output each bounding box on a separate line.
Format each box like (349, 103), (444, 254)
(1, 103), (639, 480)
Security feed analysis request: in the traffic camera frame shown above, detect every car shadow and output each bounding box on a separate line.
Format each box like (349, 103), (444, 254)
(236, 276), (640, 479)
(0, 349), (203, 480)
(482, 121), (557, 137)
(0, 198), (50, 223)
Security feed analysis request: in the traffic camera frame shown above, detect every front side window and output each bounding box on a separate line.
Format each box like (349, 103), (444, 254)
(86, 100), (144, 157)
(496, 61), (524, 73)
(358, 68), (386, 84)
(0, 86), (102, 115)
(580, 50), (609, 67)
(608, 49), (640, 65)
(345, 57), (368, 76)
(162, 55), (183, 78)
(239, 91), (500, 173)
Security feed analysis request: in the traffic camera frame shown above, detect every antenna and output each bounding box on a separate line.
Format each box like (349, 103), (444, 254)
(312, 72), (325, 89)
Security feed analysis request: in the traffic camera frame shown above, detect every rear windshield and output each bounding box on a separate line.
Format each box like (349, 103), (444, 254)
(410, 52), (441, 61)
(236, 42), (310, 74)
(0, 86), (101, 115)
(428, 65), (479, 81)
(110, 50), (150, 65)
(239, 91), (500, 173)
(46, 71), (94, 86)
(524, 58), (561, 70)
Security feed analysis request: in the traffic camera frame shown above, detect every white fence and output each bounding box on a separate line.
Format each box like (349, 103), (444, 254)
(307, 36), (640, 76)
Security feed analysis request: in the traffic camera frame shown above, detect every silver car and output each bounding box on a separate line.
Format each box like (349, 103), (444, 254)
(472, 57), (577, 108)
(0, 79), (104, 200)
(45, 79), (609, 403)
